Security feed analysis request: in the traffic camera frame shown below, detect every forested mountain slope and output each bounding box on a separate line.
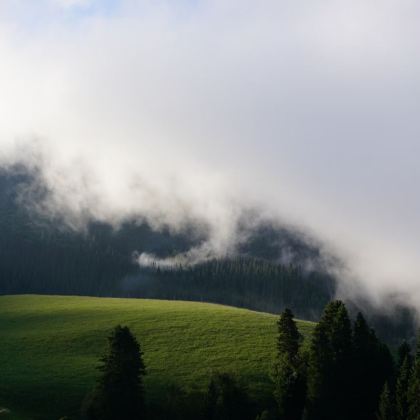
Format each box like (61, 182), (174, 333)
(0, 169), (416, 341)
(0, 170), (335, 320)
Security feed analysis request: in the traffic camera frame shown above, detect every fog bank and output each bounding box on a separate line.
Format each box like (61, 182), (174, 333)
(1, 0), (420, 309)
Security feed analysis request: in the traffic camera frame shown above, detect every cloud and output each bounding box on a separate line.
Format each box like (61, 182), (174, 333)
(51, 0), (92, 8)
(1, 0), (420, 308)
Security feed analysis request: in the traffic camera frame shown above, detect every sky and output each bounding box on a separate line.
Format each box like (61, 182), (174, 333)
(1, 0), (420, 308)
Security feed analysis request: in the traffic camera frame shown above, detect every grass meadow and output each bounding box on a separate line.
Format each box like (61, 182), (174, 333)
(0, 295), (314, 419)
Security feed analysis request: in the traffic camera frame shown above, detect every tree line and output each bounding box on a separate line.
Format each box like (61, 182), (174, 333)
(70, 300), (420, 420)
(130, 258), (335, 320)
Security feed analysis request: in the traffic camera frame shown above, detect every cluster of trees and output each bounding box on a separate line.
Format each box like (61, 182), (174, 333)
(131, 259), (335, 320)
(76, 300), (420, 420)
(274, 302), (420, 420)
(376, 340), (420, 420)
(274, 302), (393, 419)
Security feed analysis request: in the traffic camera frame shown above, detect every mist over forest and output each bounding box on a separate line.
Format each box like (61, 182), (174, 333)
(0, 167), (416, 343)
(1, 0), (420, 314)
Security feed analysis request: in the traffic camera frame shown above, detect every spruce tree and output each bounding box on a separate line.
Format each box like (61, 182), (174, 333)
(396, 357), (412, 420)
(85, 325), (146, 420)
(407, 334), (420, 420)
(277, 308), (301, 359)
(353, 312), (395, 420)
(273, 309), (306, 420)
(306, 300), (353, 420)
(377, 382), (395, 420)
(398, 342), (412, 371)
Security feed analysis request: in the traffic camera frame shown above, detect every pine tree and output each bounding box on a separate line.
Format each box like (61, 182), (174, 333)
(398, 342), (412, 371)
(273, 309), (306, 420)
(306, 300), (353, 420)
(377, 382), (395, 420)
(407, 334), (420, 420)
(277, 308), (301, 359)
(84, 325), (146, 420)
(353, 312), (395, 420)
(396, 356), (412, 420)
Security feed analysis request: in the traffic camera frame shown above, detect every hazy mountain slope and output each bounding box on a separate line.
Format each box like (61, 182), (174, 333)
(0, 170), (335, 319)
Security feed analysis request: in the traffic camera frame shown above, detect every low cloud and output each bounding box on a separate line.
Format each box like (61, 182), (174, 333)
(51, 0), (92, 8)
(1, 1), (420, 309)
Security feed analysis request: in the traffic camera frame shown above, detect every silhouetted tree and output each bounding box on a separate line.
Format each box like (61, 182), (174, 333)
(353, 312), (395, 420)
(84, 325), (146, 420)
(273, 308), (306, 420)
(407, 335), (420, 420)
(277, 308), (301, 357)
(306, 300), (353, 420)
(377, 382), (395, 420)
(398, 342), (412, 371)
(396, 356), (412, 420)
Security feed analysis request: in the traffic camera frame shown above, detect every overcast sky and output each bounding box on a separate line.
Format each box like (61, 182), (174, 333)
(1, 0), (420, 307)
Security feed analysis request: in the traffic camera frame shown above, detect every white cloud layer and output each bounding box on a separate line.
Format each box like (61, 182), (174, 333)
(1, 0), (420, 308)
(51, 0), (92, 8)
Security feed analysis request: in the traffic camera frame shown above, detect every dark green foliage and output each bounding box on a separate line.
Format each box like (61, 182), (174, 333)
(353, 312), (395, 420)
(407, 335), (420, 420)
(306, 300), (354, 420)
(204, 373), (254, 420)
(305, 306), (394, 420)
(396, 357), (412, 420)
(273, 360), (306, 420)
(377, 382), (395, 420)
(84, 326), (146, 420)
(255, 410), (276, 420)
(273, 309), (306, 420)
(398, 342), (413, 370)
(147, 385), (205, 420)
(141, 259), (335, 320)
(276, 308), (301, 358)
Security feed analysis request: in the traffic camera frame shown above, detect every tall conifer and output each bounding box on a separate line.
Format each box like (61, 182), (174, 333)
(306, 300), (353, 420)
(377, 382), (395, 420)
(396, 357), (412, 420)
(273, 308), (306, 420)
(353, 312), (394, 420)
(85, 325), (146, 420)
(407, 334), (420, 420)
(398, 342), (412, 371)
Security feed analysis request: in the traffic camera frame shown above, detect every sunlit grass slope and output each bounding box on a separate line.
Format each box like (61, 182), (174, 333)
(0, 295), (315, 419)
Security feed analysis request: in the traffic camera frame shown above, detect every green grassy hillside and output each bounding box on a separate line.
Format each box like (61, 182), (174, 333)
(0, 295), (315, 419)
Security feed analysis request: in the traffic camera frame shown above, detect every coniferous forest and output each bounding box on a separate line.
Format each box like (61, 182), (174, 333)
(0, 171), (335, 321)
(126, 259), (335, 320)
(0, 171), (416, 338)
